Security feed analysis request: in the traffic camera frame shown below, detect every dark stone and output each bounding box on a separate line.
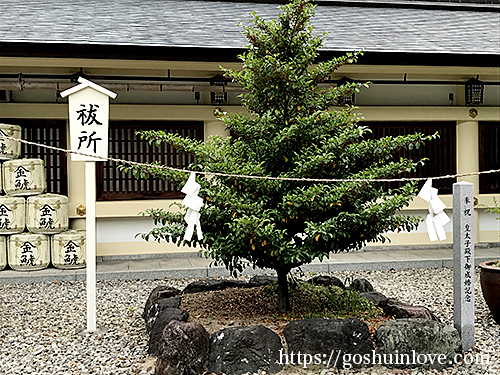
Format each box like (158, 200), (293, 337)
(155, 296), (181, 309)
(375, 318), (462, 369)
(148, 308), (189, 356)
(247, 275), (278, 287)
(282, 317), (374, 369)
(144, 297), (182, 334)
(307, 275), (345, 289)
(359, 291), (388, 306)
(155, 320), (210, 375)
(182, 279), (248, 294)
(208, 325), (284, 375)
(380, 298), (439, 321)
(379, 297), (399, 308)
(143, 286), (181, 320)
(348, 278), (374, 293)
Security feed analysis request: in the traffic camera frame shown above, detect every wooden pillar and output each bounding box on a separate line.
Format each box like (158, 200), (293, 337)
(456, 120), (480, 241)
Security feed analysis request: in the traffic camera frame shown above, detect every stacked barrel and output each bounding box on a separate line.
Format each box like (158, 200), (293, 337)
(0, 123), (86, 271)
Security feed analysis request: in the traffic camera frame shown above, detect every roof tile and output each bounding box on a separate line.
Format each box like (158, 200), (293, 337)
(0, 0), (497, 55)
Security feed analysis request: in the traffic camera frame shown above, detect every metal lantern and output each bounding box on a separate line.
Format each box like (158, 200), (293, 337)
(26, 194), (69, 234)
(337, 77), (355, 106)
(210, 74), (228, 105)
(465, 78), (484, 106)
(3, 158), (46, 196)
(51, 229), (86, 269)
(0, 196), (25, 234)
(8, 233), (50, 271)
(0, 123), (22, 161)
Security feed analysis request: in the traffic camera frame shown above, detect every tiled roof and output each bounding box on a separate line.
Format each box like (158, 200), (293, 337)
(0, 0), (498, 55)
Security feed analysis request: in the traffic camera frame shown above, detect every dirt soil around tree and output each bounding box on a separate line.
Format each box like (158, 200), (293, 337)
(180, 285), (392, 338)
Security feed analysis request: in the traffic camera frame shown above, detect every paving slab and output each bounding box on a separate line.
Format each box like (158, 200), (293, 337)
(0, 247), (499, 284)
(158, 258), (195, 270)
(207, 266), (232, 277)
(479, 248), (500, 257)
(326, 253), (370, 263)
(187, 256), (214, 268)
(127, 259), (162, 271)
(97, 260), (129, 272)
(300, 262), (330, 273)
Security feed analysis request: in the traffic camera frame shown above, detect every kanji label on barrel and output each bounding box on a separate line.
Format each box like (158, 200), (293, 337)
(20, 241), (36, 266)
(0, 204), (12, 230)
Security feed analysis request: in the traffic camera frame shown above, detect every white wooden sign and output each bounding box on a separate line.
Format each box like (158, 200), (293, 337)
(60, 78), (116, 332)
(61, 77), (116, 161)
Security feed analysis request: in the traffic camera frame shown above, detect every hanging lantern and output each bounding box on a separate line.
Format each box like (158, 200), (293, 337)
(465, 78), (484, 106)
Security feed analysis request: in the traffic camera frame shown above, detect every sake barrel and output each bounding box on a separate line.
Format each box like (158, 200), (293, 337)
(0, 196), (25, 234)
(0, 123), (22, 161)
(0, 236), (7, 270)
(8, 233), (50, 271)
(26, 194), (68, 234)
(3, 158), (46, 196)
(51, 229), (86, 269)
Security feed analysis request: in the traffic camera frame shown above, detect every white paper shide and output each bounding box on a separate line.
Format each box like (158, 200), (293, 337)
(181, 172), (203, 241)
(418, 179), (450, 241)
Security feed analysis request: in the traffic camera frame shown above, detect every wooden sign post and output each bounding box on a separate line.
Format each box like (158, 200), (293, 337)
(61, 78), (116, 331)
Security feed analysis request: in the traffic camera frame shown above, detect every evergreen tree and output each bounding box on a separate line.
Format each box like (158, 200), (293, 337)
(126, 0), (435, 312)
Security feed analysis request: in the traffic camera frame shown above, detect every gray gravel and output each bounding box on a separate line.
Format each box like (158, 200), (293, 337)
(0, 268), (499, 375)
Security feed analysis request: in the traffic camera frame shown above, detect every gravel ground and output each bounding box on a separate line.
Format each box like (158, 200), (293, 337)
(0, 268), (499, 375)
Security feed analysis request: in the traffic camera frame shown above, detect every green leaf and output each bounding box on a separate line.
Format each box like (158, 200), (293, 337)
(126, 0), (430, 310)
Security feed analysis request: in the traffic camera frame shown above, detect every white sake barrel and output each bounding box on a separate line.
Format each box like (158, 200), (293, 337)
(0, 123), (22, 161)
(51, 230), (86, 269)
(3, 158), (46, 196)
(0, 196), (25, 234)
(26, 194), (68, 234)
(8, 233), (50, 271)
(0, 236), (6, 270)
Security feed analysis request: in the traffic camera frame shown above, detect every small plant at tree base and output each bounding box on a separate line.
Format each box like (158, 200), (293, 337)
(264, 282), (384, 320)
(125, 0), (436, 312)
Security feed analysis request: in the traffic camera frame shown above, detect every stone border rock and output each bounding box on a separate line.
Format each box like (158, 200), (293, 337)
(144, 277), (463, 375)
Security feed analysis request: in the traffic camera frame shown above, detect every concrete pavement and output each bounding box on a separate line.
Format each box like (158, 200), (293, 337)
(1, 245), (499, 284)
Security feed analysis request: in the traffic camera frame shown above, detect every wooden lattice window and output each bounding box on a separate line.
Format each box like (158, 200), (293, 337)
(0, 119), (68, 195)
(364, 122), (456, 194)
(479, 122), (500, 194)
(96, 121), (203, 201)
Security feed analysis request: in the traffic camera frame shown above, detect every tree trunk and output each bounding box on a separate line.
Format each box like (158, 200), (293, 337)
(276, 267), (291, 313)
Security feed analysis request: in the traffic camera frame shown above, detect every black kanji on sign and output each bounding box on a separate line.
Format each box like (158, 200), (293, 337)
(76, 104), (103, 126)
(78, 131), (102, 153)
